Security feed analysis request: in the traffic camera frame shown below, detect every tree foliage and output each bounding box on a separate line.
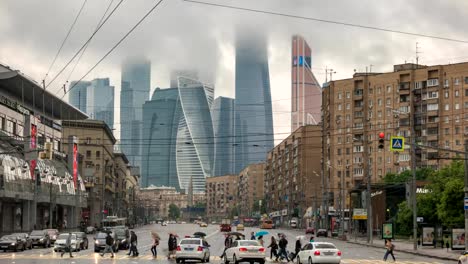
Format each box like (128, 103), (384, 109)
(168, 203), (180, 220)
(395, 201), (412, 236)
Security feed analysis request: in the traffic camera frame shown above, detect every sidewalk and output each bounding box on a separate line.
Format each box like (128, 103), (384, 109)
(345, 236), (462, 261)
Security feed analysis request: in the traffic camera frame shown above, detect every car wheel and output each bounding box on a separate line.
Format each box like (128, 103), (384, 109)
(233, 255), (239, 264)
(224, 255), (230, 264)
(308, 257), (313, 264)
(201, 255), (206, 263)
(259, 260), (265, 264)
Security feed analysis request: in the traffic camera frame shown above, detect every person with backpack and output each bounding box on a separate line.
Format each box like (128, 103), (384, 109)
(128, 231), (138, 257)
(61, 233), (73, 258)
(383, 239), (396, 262)
(276, 235), (289, 262)
(101, 232), (115, 258)
(267, 236), (278, 260)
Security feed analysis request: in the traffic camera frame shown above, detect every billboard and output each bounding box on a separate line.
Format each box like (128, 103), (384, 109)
(352, 208), (367, 220)
(382, 223), (394, 239)
(422, 227), (434, 246)
(29, 124), (37, 179)
(73, 143), (78, 188)
(452, 228), (466, 250)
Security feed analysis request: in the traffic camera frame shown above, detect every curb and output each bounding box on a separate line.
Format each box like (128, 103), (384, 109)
(346, 240), (459, 261)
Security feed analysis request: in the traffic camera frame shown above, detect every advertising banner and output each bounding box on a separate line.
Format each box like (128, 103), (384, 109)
(73, 143), (78, 188)
(422, 227), (435, 246)
(29, 124), (37, 179)
(452, 228), (466, 250)
(382, 223), (394, 239)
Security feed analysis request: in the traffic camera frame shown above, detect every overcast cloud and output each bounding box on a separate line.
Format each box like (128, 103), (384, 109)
(1, 0), (468, 143)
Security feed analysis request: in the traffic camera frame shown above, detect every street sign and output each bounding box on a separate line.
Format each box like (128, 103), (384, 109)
(390, 136), (405, 152)
(464, 197), (468, 210)
(417, 217), (424, 223)
(352, 208), (367, 220)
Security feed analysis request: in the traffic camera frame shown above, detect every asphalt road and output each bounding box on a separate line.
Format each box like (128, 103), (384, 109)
(0, 223), (453, 263)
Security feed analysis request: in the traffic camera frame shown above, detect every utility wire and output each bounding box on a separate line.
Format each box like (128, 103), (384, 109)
(43, 0), (88, 82)
(183, 0), (468, 44)
(62, 0), (167, 99)
(45, 0), (126, 89)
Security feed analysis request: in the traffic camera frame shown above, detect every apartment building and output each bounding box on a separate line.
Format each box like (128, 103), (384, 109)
(206, 175), (238, 221)
(322, 62), (468, 208)
(238, 163), (265, 218)
(264, 125), (322, 226)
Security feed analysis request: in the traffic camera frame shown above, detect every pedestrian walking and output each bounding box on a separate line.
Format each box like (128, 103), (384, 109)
(151, 236), (159, 258)
(100, 232), (115, 258)
(61, 233), (73, 258)
(220, 234), (232, 258)
(258, 235), (265, 247)
(250, 232), (256, 240)
(276, 235), (289, 262)
(168, 233), (178, 259)
(383, 239), (396, 262)
(267, 236), (278, 260)
(290, 238), (301, 261)
(128, 231), (139, 257)
(309, 236), (315, 242)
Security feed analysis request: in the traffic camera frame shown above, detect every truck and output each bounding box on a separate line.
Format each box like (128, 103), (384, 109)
(220, 219), (231, 232)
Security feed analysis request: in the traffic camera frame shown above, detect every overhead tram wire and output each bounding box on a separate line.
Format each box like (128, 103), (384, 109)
(64, 0), (117, 88)
(43, 0), (88, 82)
(62, 0), (167, 99)
(183, 0), (468, 44)
(45, 0), (126, 90)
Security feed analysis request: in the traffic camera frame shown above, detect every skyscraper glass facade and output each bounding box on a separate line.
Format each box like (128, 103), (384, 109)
(212, 96), (235, 176)
(234, 32), (274, 173)
(68, 81), (90, 113)
(86, 78), (115, 129)
(121, 59), (151, 168)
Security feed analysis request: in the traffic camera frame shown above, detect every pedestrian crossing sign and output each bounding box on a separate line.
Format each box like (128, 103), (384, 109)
(390, 136), (404, 152)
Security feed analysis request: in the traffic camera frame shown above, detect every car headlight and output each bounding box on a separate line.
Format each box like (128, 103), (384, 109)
(11, 243), (15, 246)
(95, 240), (99, 244)
(40, 238), (44, 241)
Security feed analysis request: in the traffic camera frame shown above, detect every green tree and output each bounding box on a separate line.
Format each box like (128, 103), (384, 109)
(168, 204), (180, 220)
(395, 201), (412, 236)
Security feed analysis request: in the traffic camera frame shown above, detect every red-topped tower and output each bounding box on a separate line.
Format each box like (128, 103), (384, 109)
(291, 35), (322, 131)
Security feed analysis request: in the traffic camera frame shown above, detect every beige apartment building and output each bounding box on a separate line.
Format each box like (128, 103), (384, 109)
(206, 175), (238, 221)
(322, 62), (468, 209)
(238, 163), (265, 218)
(264, 125), (322, 226)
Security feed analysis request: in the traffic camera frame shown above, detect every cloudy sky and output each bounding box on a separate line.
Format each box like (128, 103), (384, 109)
(1, 0), (468, 144)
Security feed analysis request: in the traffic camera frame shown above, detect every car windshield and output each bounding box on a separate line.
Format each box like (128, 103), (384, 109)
(30, 231), (44, 236)
(314, 243), (336, 249)
(0, 235), (16, 240)
(180, 239), (201, 245)
(58, 234), (75, 240)
(239, 241), (260, 247)
(12, 233), (25, 238)
(96, 233), (109, 239)
(112, 229), (125, 236)
(47, 230), (57, 235)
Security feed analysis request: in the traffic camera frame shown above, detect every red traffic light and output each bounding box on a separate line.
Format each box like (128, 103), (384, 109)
(379, 132), (385, 139)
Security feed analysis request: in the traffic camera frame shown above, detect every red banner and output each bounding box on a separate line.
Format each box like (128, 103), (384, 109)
(30, 124), (37, 179)
(73, 143), (78, 188)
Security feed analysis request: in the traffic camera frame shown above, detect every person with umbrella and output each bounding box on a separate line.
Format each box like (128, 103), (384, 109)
(290, 237), (302, 262)
(258, 235), (265, 247)
(151, 231), (160, 258)
(220, 233), (232, 258)
(250, 232), (256, 240)
(168, 233), (178, 259)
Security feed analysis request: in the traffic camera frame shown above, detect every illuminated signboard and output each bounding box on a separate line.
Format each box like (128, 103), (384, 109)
(30, 124), (37, 179)
(73, 143), (78, 188)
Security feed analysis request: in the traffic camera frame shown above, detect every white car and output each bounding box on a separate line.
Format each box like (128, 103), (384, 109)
(176, 238), (211, 263)
(296, 242), (341, 264)
(224, 240), (265, 264)
(162, 222), (168, 226)
(53, 234), (78, 252)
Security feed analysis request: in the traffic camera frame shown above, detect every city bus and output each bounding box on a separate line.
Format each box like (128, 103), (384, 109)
(260, 219), (274, 229)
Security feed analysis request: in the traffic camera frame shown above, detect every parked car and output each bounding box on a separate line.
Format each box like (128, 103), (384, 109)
(94, 232), (119, 253)
(224, 240), (265, 264)
(316, 229), (327, 237)
(296, 242), (341, 264)
(199, 222), (208, 227)
(45, 229), (59, 244)
(162, 222), (168, 226)
(72, 232), (89, 250)
(29, 230), (50, 248)
(110, 226), (130, 249)
(11, 233), (33, 250)
(236, 224), (245, 231)
(290, 219), (298, 228)
(176, 237), (211, 263)
(305, 227), (315, 235)
(0, 235), (27, 252)
(54, 233), (78, 252)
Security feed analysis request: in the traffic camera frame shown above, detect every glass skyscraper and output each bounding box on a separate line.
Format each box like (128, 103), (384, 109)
(120, 59), (151, 168)
(212, 96), (235, 176)
(234, 31), (274, 173)
(141, 77), (214, 192)
(69, 81), (90, 113)
(86, 78), (114, 129)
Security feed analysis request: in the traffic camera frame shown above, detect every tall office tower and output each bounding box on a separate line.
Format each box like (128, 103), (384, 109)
(234, 31), (274, 173)
(86, 78), (115, 129)
(291, 35), (322, 131)
(212, 96), (235, 176)
(141, 88), (180, 189)
(170, 70), (198, 88)
(176, 76), (214, 192)
(121, 59), (151, 168)
(69, 81), (91, 112)
(141, 77), (214, 192)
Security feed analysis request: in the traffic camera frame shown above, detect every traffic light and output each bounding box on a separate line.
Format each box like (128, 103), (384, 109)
(378, 132), (385, 149)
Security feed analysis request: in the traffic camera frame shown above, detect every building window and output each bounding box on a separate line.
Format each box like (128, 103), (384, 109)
(445, 104), (450, 111)
(456, 140), (462, 146)
(96, 151), (101, 159)
(455, 78), (460, 85)
(464, 101), (468, 109)
(96, 138), (101, 144)
(428, 91), (438, 98)
(455, 127), (460, 134)
(338, 92), (342, 99)
(346, 148), (350, 155)
(86, 150), (92, 159)
(445, 141), (450, 148)
(386, 98), (391, 105)
(456, 115), (460, 122)
(427, 79), (439, 87)
(346, 92), (350, 99)
(337, 149), (342, 155)
(427, 104), (438, 111)
(444, 79), (449, 87)
(445, 116), (449, 123)
(387, 85), (392, 93)
(346, 103), (350, 110)
(369, 88), (373, 94)
(346, 114), (350, 121)
(338, 137), (342, 144)
(353, 146), (363, 153)
(456, 90), (460, 97)
(369, 99), (373, 106)
(86, 137), (91, 144)
(444, 128), (450, 135)
(445, 91), (449, 98)
(377, 87), (382, 94)
(378, 99), (382, 106)
(456, 103), (460, 110)
(387, 157), (391, 163)
(338, 104), (342, 111)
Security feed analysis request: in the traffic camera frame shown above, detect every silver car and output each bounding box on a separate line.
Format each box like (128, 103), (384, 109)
(296, 242), (341, 264)
(176, 238), (211, 263)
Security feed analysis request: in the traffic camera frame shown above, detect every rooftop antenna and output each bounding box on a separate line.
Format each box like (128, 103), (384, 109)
(416, 42), (421, 68)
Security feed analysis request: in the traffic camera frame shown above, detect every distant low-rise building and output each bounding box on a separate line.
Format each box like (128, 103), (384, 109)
(238, 163), (265, 218)
(206, 175), (238, 221)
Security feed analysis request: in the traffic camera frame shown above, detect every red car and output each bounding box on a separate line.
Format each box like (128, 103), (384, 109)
(220, 224), (231, 232)
(305, 227), (315, 235)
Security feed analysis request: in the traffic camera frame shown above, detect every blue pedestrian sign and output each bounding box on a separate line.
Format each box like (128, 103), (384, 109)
(390, 136), (404, 152)
(464, 197), (468, 210)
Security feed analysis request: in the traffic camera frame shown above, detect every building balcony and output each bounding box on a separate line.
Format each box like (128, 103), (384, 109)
(425, 134), (439, 141)
(427, 110), (439, 117)
(426, 123), (439, 129)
